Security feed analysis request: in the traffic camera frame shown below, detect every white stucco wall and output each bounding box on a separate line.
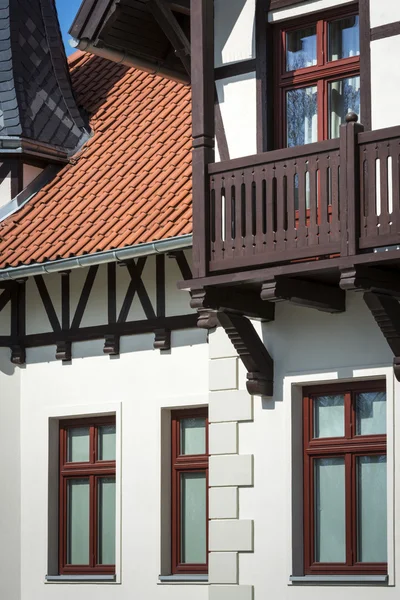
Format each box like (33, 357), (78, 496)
(23, 164), (43, 189)
(371, 35), (400, 130)
(370, 0), (400, 28)
(0, 349), (21, 600)
(214, 0), (255, 67)
(0, 170), (11, 208)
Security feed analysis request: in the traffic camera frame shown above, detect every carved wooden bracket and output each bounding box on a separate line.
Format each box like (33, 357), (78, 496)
(154, 328), (171, 351)
(363, 292), (400, 381)
(11, 344), (25, 365)
(340, 266), (400, 297)
(56, 341), (71, 361)
(103, 334), (120, 356)
(191, 287), (275, 329)
(217, 311), (273, 397)
(261, 277), (345, 313)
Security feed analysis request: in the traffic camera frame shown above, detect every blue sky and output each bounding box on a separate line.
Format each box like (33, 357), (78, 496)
(55, 0), (83, 55)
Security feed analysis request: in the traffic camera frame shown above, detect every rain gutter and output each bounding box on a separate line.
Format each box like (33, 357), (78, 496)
(0, 234), (193, 281)
(72, 39), (190, 85)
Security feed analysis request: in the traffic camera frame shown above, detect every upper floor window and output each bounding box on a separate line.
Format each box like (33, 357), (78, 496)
(171, 408), (208, 574)
(276, 7), (360, 147)
(59, 418), (116, 575)
(303, 382), (387, 574)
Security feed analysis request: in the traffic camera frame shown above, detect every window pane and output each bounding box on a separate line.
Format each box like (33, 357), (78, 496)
(329, 15), (360, 61)
(98, 477), (116, 565)
(67, 427), (90, 462)
(356, 391), (386, 435)
(180, 472), (207, 564)
(313, 395), (345, 438)
(67, 479), (90, 564)
(314, 458), (346, 563)
(98, 425), (116, 461)
(286, 26), (317, 71)
(180, 418), (206, 455)
(286, 86), (317, 147)
(357, 456), (387, 562)
(329, 76), (360, 139)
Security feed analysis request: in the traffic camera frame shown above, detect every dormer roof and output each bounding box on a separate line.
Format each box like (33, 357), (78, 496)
(0, 0), (88, 161)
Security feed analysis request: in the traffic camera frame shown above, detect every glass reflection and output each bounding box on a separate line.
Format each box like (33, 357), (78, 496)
(286, 26), (317, 71)
(287, 86), (318, 147)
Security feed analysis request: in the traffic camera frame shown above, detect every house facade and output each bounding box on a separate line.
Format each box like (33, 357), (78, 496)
(1, 1), (400, 600)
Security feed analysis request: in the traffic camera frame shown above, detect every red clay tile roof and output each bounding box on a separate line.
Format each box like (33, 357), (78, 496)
(0, 50), (192, 269)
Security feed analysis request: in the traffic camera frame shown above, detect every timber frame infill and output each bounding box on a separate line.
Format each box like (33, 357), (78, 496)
(0, 251), (204, 363)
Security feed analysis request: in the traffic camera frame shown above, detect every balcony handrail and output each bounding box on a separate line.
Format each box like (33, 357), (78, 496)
(208, 137), (340, 175)
(358, 123), (400, 144)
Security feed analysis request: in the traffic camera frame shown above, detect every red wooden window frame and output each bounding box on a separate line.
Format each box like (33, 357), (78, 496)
(59, 416), (116, 575)
(275, 4), (360, 148)
(171, 408), (209, 574)
(303, 381), (387, 575)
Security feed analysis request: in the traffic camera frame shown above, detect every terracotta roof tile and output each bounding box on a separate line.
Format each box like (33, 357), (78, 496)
(0, 50), (192, 269)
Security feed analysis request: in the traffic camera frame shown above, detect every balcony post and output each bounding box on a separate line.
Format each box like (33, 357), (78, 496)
(339, 112), (364, 257)
(191, 0), (215, 278)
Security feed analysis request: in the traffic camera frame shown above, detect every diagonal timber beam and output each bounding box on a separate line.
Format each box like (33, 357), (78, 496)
(261, 277), (345, 313)
(149, 0), (191, 74)
(363, 291), (400, 381)
(217, 311), (273, 397)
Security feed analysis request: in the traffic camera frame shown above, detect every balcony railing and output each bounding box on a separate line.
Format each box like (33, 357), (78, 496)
(205, 117), (400, 274)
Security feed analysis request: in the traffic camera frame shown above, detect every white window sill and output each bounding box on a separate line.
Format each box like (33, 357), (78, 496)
(45, 575), (116, 583)
(290, 575), (388, 585)
(158, 575), (208, 584)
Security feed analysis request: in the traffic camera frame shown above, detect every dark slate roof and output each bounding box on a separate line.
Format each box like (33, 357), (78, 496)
(0, 0), (88, 157)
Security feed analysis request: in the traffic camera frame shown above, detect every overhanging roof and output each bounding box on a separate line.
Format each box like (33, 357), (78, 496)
(70, 0), (190, 83)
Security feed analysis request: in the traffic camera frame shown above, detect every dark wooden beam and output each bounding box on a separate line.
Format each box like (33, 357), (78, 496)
(11, 280), (26, 365)
(261, 278), (345, 313)
(103, 333), (120, 356)
(340, 266), (400, 297)
(167, 0), (190, 14)
(217, 311), (273, 397)
(363, 292), (400, 381)
(191, 287), (275, 321)
(56, 341), (72, 362)
(34, 275), (62, 332)
(149, 0), (191, 74)
(172, 250), (193, 281)
(71, 265), (99, 329)
(154, 328), (171, 350)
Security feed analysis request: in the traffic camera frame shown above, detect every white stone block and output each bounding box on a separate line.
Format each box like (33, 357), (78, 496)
(209, 422), (238, 454)
(209, 552), (238, 584)
(209, 487), (238, 519)
(209, 454), (253, 487)
(210, 358), (238, 391)
(209, 390), (253, 422)
(209, 520), (253, 552)
(209, 585), (253, 600)
(209, 326), (238, 359)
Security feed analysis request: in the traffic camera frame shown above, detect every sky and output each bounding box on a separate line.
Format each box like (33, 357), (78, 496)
(55, 0), (83, 56)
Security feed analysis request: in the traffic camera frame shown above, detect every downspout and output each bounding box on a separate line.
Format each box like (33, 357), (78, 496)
(0, 234), (193, 281)
(71, 39), (190, 85)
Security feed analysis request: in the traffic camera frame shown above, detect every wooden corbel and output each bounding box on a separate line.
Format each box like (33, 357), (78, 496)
(190, 287), (275, 329)
(56, 340), (71, 362)
(11, 344), (25, 365)
(261, 277), (345, 313)
(154, 328), (171, 351)
(363, 292), (400, 381)
(103, 334), (120, 356)
(217, 311), (273, 397)
(340, 266), (400, 297)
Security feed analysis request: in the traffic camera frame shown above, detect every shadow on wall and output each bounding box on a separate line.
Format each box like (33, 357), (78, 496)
(214, 0), (255, 67)
(0, 346), (18, 376)
(21, 328), (208, 365)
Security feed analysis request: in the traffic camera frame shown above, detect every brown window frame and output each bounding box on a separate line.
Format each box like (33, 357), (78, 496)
(171, 408), (209, 574)
(303, 380), (387, 575)
(59, 416), (116, 575)
(275, 3), (360, 148)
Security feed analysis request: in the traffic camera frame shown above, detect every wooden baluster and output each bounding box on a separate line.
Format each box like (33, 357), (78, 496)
(209, 175), (215, 264)
(359, 147), (367, 245)
(224, 172), (234, 260)
(378, 141), (390, 236)
(265, 164), (276, 254)
(296, 158), (307, 248)
(213, 173), (223, 262)
(366, 142), (378, 240)
(308, 156), (319, 247)
(234, 170), (243, 258)
(285, 160), (296, 250)
(392, 145), (400, 236)
(329, 151), (340, 243)
(243, 166), (254, 258)
(275, 162), (287, 252)
(318, 154), (330, 246)
(253, 166), (266, 255)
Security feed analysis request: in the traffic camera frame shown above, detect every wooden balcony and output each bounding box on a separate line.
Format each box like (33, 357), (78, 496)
(206, 117), (400, 277)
